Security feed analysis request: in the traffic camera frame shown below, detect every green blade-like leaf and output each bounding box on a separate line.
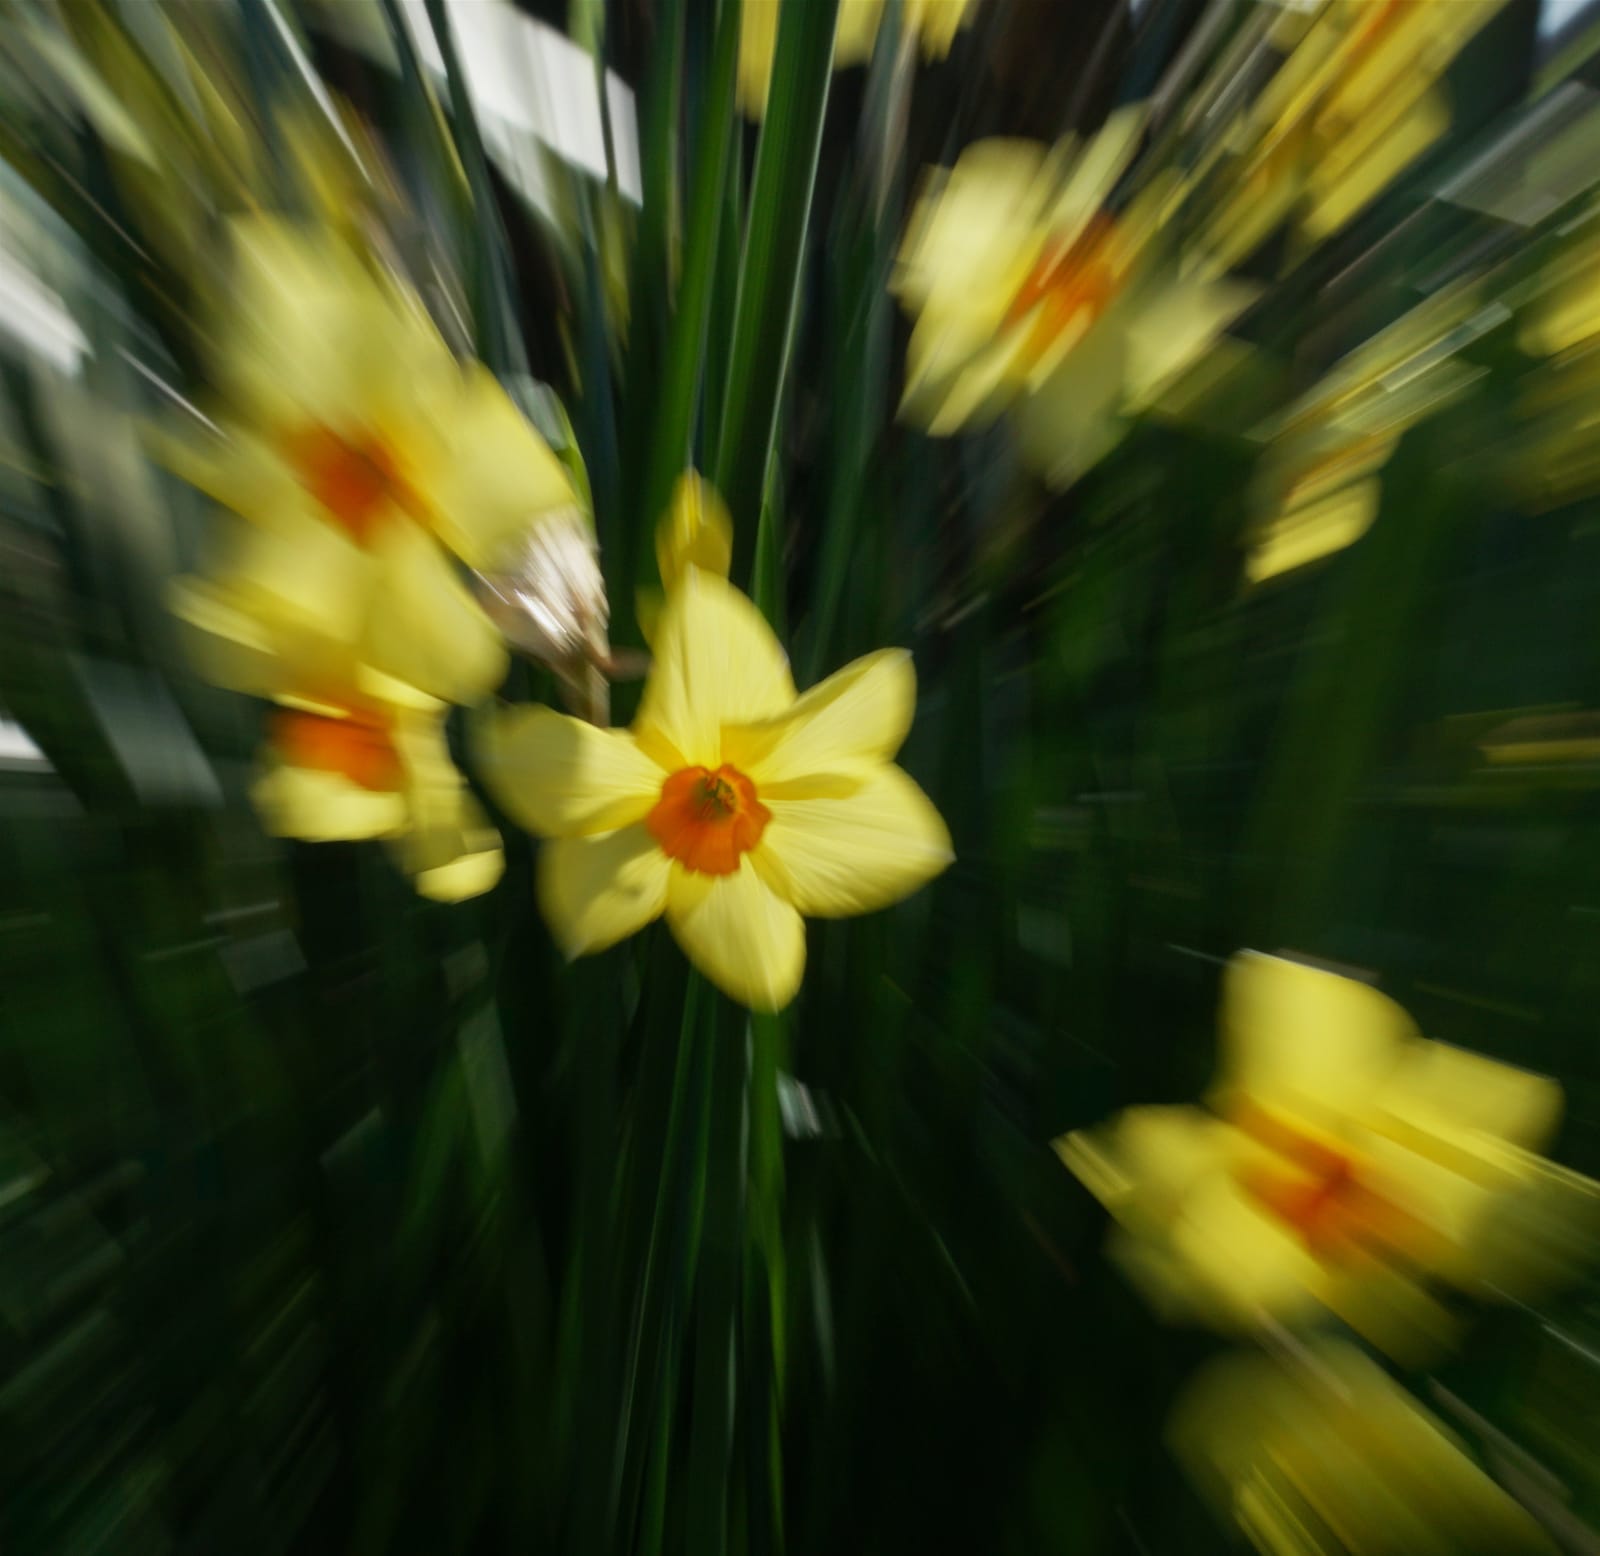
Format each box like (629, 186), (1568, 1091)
(711, 0), (840, 586)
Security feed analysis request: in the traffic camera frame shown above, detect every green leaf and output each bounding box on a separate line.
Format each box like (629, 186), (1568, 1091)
(711, 0), (840, 586)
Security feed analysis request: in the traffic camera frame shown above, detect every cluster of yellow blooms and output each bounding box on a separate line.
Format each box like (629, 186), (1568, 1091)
(1058, 952), (1597, 1555)
(168, 226), (951, 1009)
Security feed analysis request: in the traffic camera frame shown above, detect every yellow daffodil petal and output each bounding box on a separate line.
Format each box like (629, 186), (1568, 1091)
(539, 826), (671, 957)
(393, 789), (504, 902)
(221, 217), (451, 434)
(1216, 951), (1414, 1125)
(1166, 1172), (1328, 1328)
(219, 508), (373, 661)
(905, 0), (977, 57)
(478, 705), (665, 838)
(250, 758), (406, 842)
(1172, 1343), (1558, 1556)
(385, 712), (505, 901)
(1012, 316), (1130, 487)
(723, 648), (915, 794)
(411, 840), (505, 902)
(415, 364), (577, 570)
(657, 472), (733, 593)
(1374, 1037), (1562, 1155)
(634, 568), (796, 770)
(666, 860), (805, 1011)
(1057, 1105), (1235, 1226)
(151, 421), (304, 519)
(1123, 276), (1258, 408)
(168, 574), (299, 697)
(750, 765), (951, 918)
(364, 520), (507, 705)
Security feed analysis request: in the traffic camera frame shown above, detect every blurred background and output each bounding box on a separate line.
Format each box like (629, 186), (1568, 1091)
(5, 0), (1600, 1551)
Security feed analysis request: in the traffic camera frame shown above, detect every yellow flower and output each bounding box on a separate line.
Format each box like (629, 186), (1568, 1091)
(1197, 0), (1505, 270)
(894, 110), (1255, 484)
(737, 0), (977, 120)
(478, 567), (952, 1009)
(1057, 952), (1597, 1361)
(1170, 1341), (1555, 1556)
(174, 579), (503, 900)
(162, 217), (579, 709)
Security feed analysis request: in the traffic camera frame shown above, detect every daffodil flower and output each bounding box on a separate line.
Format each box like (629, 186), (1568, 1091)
(479, 568), (952, 1010)
(162, 217), (581, 708)
(895, 109), (1256, 485)
(1171, 1341), (1556, 1556)
(1058, 952), (1598, 1361)
(173, 579), (503, 899)
(253, 690), (504, 902)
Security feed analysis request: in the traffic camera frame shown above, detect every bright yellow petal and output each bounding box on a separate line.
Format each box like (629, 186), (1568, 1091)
(212, 508), (374, 669)
(1167, 1173), (1328, 1327)
(477, 705), (665, 838)
(1374, 1038), (1562, 1155)
(736, 0), (779, 118)
(1057, 1105), (1234, 1226)
(538, 826), (671, 957)
(363, 520), (507, 705)
(666, 860), (805, 1011)
(389, 712), (505, 901)
(219, 217), (452, 434)
(1012, 315), (1130, 487)
(1122, 276), (1258, 408)
(657, 472), (732, 593)
(168, 574), (293, 697)
(634, 568), (795, 770)
(414, 364), (577, 570)
(835, 0), (885, 65)
(250, 757), (406, 842)
(723, 648), (915, 793)
(150, 420), (304, 520)
(1216, 951), (1414, 1125)
(750, 764), (951, 917)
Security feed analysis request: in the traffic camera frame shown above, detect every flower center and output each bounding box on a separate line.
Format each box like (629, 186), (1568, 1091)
(646, 763), (771, 876)
(271, 703), (403, 792)
(1007, 215), (1121, 365)
(285, 425), (424, 545)
(1230, 1101), (1413, 1260)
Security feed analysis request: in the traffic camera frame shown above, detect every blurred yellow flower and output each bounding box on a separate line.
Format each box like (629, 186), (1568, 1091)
(479, 567), (951, 1009)
(172, 578), (503, 900)
(737, 0), (977, 119)
(1057, 952), (1597, 1361)
(894, 109), (1255, 485)
(256, 694), (504, 903)
(163, 217), (579, 709)
(1171, 1341), (1554, 1556)
(1197, 0), (1506, 270)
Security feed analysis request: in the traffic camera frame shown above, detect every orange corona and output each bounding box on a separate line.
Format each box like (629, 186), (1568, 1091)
(1007, 215), (1121, 363)
(271, 703), (404, 792)
(646, 764), (771, 876)
(284, 425), (423, 545)
(1231, 1100), (1416, 1259)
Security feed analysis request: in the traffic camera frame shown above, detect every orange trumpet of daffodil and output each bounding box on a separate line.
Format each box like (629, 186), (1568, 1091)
(162, 216), (582, 710)
(478, 564), (952, 1010)
(1058, 952), (1598, 1362)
